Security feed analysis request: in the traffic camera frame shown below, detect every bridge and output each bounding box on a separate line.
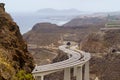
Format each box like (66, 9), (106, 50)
(32, 45), (91, 80)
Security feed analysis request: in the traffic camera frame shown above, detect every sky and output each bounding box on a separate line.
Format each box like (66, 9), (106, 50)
(1, 0), (120, 34)
(0, 0), (120, 13)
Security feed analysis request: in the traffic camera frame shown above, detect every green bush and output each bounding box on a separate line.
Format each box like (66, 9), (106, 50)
(13, 70), (34, 80)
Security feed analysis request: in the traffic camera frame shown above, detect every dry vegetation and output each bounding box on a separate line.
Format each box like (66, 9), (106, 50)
(23, 8), (120, 80)
(81, 29), (120, 80)
(23, 18), (106, 47)
(29, 48), (58, 65)
(0, 4), (34, 79)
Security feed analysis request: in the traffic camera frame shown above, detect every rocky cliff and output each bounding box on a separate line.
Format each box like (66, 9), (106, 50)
(0, 3), (34, 79)
(63, 17), (107, 27)
(23, 23), (61, 46)
(81, 29), (120, 53)
(80, 29), (120, 80)
(23, 20), (105, 47)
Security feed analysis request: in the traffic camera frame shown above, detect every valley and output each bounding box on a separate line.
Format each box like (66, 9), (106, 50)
(23, 13), (120, 80)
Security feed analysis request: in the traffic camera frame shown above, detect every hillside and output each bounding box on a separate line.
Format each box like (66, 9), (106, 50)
(0, 3), (34, 79)
(29, 48), (58, 65)
(23, 17), (106, 47)
(63, 17), (107, 27)
(23, 10), (120, 80)
(23, 23), (62, 46)
(81, 29), (120, 53)
(23, 16), (107, 80)
(80, 29), (120, 80)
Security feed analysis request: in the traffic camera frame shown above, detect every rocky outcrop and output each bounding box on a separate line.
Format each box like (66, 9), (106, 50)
(0, 3), (5, 12)
(52, 50), (68, 63)
(23, 23), (62, 46)
(45, 50), (68, 80)
(81, 29), (120, 53)
(63, 17), (107, 27)
(80, 29), (120, 80)
(23, 20), (105, 47)
(0, 3), (34, 79)
(90, 53), (120, 80)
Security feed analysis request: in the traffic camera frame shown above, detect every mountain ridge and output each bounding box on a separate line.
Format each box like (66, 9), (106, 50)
(37, 8), (84, 15)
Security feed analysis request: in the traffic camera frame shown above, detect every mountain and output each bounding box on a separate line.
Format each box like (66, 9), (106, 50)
(80, 29), (120, 80)
(23, 17), (106, 47)
(23, 14), (114, 48)
(93, 11), (120, 17)
(63, 16), (107, 27)
(11, 12), (77, 34)
(11, 10), (120, 34)
(23, 23), (62, 46)
(62, 11), (120, 27)
(23, 14), (109, 47)
(23, 9), (120, 80)
(0, 3), (34, 79)
(37, 8), (84, 15)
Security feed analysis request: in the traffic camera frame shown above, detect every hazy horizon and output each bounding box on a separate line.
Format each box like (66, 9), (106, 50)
(1, 0), (120, 34)
(1, 0), (120, 13)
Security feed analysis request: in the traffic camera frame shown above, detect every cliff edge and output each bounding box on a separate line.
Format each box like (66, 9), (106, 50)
(80, 29), (120, 80)
(0, 3), (34, 79)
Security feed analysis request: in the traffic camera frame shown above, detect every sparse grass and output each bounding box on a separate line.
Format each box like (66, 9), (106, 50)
(0, 57), (11, 68)
(13, 70), (34, 80)
(0, 49), (12, 69)
(0, 49), (16, 79)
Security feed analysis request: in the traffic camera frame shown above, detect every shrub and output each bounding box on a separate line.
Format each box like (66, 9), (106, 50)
(13, 70), (34, 80)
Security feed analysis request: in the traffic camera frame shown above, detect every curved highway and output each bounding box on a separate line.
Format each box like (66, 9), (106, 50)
(32, 45), (91, 80)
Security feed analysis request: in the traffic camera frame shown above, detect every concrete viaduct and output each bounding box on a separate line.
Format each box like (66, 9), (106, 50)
(32, 45), (91, 80)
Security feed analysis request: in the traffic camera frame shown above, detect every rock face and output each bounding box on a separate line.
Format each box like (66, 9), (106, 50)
(0, 3), (5, 12)
(23, 23), (61, 46)
(81, 29), (120, 53)
(90, 53), (120, 80)
(0, 3), (34, 79)
(80, 29), (120, 80)
(63, 17), (107, 27)
(23, 20), (105, 47)
(45, 50), (68, 80)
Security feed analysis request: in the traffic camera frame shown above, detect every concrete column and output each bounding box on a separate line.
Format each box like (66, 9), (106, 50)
(84, 61), (90, 80)
(64, 67), (71, 80)
(33, 75), (36, 80)
(73, 66), (77, 77)
(41, 75), (44, 80)
(95, 77), (99, 80)
(76, 66), (82, 80)
(35, 76), (41, 80)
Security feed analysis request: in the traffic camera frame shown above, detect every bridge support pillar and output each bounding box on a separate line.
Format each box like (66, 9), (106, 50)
(33, 75), (44, 80)
(41, 75), (44, 80)
(84, 61), (90, 80)
(33, 75), (36, 79)
(76, 66), (82, 80)
(34, 76), (41, 80)
(73, 66), (77, 76)
(64, 67), (71, 80)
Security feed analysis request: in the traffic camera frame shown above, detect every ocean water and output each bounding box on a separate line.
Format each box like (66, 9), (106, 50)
(11, 13), (78, 34)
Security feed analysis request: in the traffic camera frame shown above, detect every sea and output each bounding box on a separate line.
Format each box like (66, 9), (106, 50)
(11, 13), (78, 34)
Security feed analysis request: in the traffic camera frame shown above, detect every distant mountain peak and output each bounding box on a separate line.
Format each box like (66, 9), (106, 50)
(37, 8), (83, 15)
(37, 8), (80, 12)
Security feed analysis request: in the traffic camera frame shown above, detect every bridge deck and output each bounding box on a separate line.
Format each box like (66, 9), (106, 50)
(32, 45), (91, 74)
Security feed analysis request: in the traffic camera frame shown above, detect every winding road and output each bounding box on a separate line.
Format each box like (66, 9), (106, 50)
(32, 45), (91, 80)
